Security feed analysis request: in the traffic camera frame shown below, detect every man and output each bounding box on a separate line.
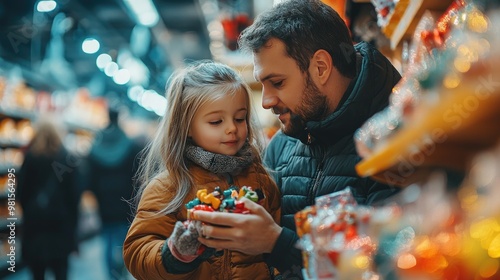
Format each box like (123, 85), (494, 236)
(195, 0), (401, 277)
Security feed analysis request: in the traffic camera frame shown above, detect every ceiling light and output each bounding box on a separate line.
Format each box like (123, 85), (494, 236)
(104, 62), (119, 77)
(128, 86), (144, 102)
(123, 0), (160, 27)
(96, 54), (112, 69)
(37, 0), (57, 13)
(82, 38), (100, 54)
(113, 69), (131, 85)
(138, 90), (167, 116)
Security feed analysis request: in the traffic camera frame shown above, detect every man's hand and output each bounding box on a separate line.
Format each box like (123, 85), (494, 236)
(194, 197), (282, 255)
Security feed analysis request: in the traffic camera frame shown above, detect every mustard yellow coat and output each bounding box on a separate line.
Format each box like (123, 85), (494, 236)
(123, 164), (281, 280)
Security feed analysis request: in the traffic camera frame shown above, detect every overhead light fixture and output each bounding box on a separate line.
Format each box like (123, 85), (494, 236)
(96, 53), (112, 69)
(82, 38), (100, 54)
(37, 0), (57, 13)
(127, 86), (144, 102)
(138, 90), (167, 116)
(122, 0), (160, 27)
(113, 69), (131, 85)
(104, 62), (119, 77)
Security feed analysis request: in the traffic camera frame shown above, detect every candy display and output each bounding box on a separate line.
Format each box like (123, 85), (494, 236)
(371, 0), (399, 28)
(297, 148), (500, 279)
(354, 0), (487, 160)
(299, 2), (500, 279)
(296, 188), (387, 279)
(420, 0), (466, 52)
(295, 205), (316, 278)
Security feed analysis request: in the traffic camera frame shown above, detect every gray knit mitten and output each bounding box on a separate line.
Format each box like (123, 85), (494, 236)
(173, 220), (203, 255)
(162, 220), (221, 273)
(167, 220), (206, 262)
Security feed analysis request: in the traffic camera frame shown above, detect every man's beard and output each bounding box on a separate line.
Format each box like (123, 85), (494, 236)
(282, 75), (329, 138)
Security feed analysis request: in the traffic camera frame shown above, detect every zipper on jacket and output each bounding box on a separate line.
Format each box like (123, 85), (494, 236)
(308, 160), (324, 206)
(309, 146), (326, 205)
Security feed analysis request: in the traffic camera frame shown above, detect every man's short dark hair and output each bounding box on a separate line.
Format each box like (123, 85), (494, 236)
(238, 0), (356, 78)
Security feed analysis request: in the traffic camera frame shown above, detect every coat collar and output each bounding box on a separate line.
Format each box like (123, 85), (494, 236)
(301, 42), (401, 146)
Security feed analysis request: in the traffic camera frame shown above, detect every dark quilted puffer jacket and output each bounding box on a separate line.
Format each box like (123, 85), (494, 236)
(263, 42), (402, 277)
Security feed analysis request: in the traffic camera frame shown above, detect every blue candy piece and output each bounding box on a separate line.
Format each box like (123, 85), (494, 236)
(220, 198), (236, 210)
(185, 198), (200, 209)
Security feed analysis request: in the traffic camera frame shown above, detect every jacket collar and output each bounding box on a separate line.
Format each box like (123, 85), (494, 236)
(301, 41), (401, 146)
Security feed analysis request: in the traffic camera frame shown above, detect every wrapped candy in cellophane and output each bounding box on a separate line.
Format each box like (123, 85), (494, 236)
(295, 179), (461, 279)
(295, 173), (486, 280)
(371, 0), (398, 28)
(297, 142), (500, 279)
(295, 187), (402, 279)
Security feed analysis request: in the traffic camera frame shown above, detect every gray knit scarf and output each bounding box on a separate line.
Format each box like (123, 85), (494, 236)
(184, 141), (255, 176)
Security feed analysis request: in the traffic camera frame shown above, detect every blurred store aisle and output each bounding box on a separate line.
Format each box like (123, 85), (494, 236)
(5, 235), (134, 280)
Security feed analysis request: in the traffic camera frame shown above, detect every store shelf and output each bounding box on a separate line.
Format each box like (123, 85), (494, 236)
(0, 108), (35, 121)
(0, 140), (26, 149)
(356, 62), (500, 186)
(382, 0), (455, 50)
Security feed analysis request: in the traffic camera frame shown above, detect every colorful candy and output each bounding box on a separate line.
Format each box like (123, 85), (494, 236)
(186, 185), (263, 219)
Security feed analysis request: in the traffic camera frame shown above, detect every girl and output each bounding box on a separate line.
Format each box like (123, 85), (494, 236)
(123, 61), (281, 280)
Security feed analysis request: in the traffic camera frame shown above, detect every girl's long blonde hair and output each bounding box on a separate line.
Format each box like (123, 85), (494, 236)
(135, 61), (264, 215)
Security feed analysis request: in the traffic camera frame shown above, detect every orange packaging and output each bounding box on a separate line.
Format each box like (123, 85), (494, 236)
(321, 0), (348, 25)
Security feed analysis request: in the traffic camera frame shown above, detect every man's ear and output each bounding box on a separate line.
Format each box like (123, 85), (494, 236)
(310, 49), (332, 85)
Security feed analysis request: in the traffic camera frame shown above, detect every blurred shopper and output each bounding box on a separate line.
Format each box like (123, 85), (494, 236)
(85, 106), (141, 280)
(18, 120), (80, 280)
